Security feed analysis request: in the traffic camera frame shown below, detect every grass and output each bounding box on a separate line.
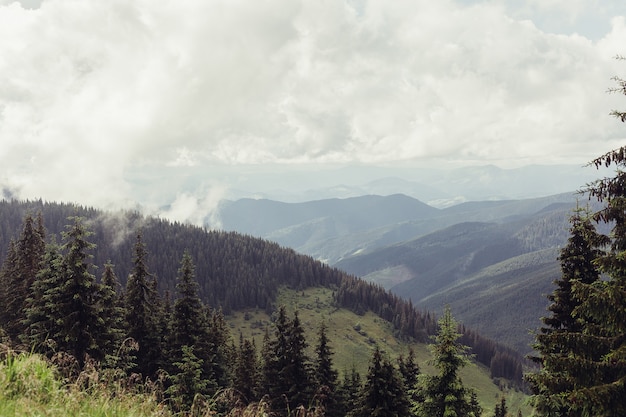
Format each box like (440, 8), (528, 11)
(0, 348), (170, 417)
(228, 286), (533, 416)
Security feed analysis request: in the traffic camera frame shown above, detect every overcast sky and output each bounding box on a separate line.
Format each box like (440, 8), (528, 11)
(1, 0), (625, 220)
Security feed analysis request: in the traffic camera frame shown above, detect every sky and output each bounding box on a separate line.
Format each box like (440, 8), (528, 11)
(1, 0), (625, 223)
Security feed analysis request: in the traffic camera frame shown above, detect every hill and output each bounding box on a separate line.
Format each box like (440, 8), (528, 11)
(228, 286), (532, 416)
(215, 192), (601, 354)
(0, 199), (525, 386)
(335, 207), (577, 354)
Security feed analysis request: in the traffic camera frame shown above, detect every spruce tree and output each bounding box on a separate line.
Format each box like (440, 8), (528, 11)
(171, 251), (204, 352)
(416, 306), (481, 417)
(124, 230), (162, 378)
(494, 396), (508, 417)
(526, 208), (604, 416)
(338, 366), (362, 417)
(166, 345), (208, 413)
(27, 216), (102, 367)
(204, 307), (232, 390)
(398, 346), (421, 415)
(98, 261), (126, 367)
(314, 321), (340, 417)
(233, 334), (258, 403)
(0, 213), (46, 341)
(284, 311), (312, 411)
(22, 240), (64, 355)
(356, 346), (410, 417)
(0, 240), (19, 336)
(60, 216), (102, 364)
(260, 306), (312, 415)
(558, 146), (626, 415)
(527, 69), (626, 414)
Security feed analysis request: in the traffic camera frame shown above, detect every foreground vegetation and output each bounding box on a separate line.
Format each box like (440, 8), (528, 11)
(0, 349), (168, 416)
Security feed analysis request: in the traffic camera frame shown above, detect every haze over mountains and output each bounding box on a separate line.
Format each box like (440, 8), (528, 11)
(216, 165), (608, 354)
(132, 163), (610, 226)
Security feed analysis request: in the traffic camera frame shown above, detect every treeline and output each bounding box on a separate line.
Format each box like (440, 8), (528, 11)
(0, 199), (346, 314)
(336, 275), (525, 383)
(0, 199), (526, 384)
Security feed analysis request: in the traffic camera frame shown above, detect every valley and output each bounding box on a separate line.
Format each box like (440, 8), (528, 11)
(217, 191), (596, 354)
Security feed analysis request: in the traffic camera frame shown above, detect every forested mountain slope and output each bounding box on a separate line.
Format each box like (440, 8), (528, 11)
(335, 203), (588, 354)
(0, 199), (524, 384)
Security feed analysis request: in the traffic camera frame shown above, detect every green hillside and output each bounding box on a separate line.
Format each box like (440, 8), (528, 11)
(228, 286), (532, 416)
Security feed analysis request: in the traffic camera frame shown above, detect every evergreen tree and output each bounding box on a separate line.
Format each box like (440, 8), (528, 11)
(124, 230), (162, 378)
(416, 306), (481, 417)
(203, 307), (232, 390)
(233, 334), (258, 403)
(171, 251), (204, 353)
(260, 306), (312, 416)
(284, 310), (312, 411)
(0, 213), (46, 341)
(313, 321), (340, 417)
(259, 325), (278, 401)
(98, 261), (126, 367)
(25, 216), (103, 366)
(494, 396), (507, 417)
(58, 216), (103, 365)
(22, 240), (64, 355)
(166, 345), (208, 413)
(557, 146), (626, 416)
(338, 366), (362, 417)
(526, 209), (604, 416)
(527, 70), (626, 414)
(356, 346), (410, 417)
(398, 346), (421, 415)
(0, 240), (19, 336)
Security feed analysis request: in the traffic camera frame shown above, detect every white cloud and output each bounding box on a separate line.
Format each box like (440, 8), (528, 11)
(0, 0), (624, 219)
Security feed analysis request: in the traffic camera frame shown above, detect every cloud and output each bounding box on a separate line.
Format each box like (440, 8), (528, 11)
(0, 0), (624, 220)
(158, 184), (227, 228)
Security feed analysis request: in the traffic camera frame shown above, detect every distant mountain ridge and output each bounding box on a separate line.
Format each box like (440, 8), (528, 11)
(216, 192), (595, 353)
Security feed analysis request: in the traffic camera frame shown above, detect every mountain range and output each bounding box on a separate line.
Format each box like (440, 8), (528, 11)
(217, 191), (602, 353)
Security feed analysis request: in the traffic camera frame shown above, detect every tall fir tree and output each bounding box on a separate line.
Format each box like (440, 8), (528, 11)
(284, 311), (312, 411)
(59, 216), (102, 365)
(527, 68), (626, 415)
(260, 306), (313, 416)
(0, 213), (46, 341)
(338, 366), (362, 417)
(22, 239), (64, 355)
(527, 208), (605, 416)
(98, 261), (127, 368)
(233, 334), (259, 403)
(561, 146), (626, 415)
(416, 306), (481, 417)
(398, 346), (421, 415)
(27, 216), (102, 366)
(171, 251), (204, 352)
(124, 230), (162, 378)
(169, 251), (218, 397)
(313, 321), (340, 417)
(356, 346), (410, 417)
